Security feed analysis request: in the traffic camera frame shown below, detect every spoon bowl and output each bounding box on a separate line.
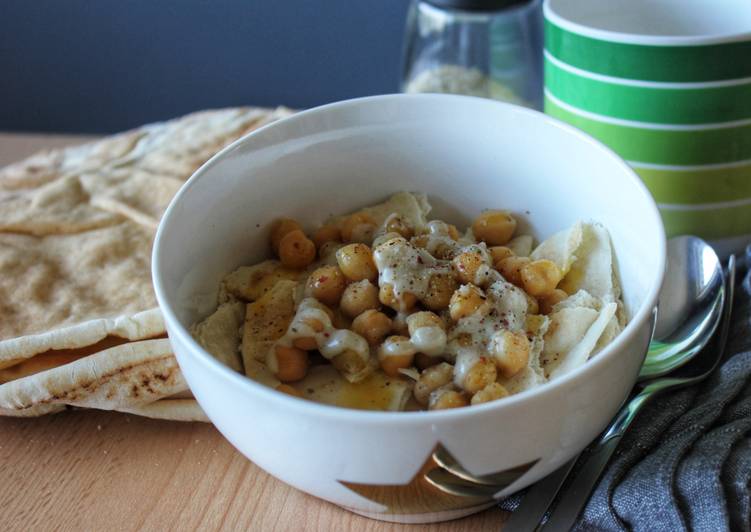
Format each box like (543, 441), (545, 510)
(640, 236), (724, 379)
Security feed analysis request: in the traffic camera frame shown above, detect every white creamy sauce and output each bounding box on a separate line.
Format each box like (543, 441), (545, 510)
(410, 326), (447, 356)
(380, 326), (447, 360)
(486, 280), (529, 331)
(275, 298), (370, 364)
(373, 237), (452, 303)
(419, 220), (463, 257)
(381, 336), (417, 357)
(453, 348), (481, 388)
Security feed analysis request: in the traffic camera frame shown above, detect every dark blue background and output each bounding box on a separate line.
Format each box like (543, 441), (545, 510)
(0, 1), (409, 133)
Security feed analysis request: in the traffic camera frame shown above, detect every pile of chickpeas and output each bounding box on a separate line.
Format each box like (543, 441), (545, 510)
(267, 208), (568, 410)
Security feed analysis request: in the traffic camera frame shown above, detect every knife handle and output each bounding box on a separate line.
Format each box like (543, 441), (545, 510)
(540, 387), (657, 531)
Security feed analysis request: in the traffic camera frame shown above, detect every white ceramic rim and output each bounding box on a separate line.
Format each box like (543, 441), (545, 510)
(152, 93), (667, 425)
(544, 0), (751, 46)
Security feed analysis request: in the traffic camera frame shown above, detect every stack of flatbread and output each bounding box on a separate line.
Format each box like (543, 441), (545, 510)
(0, 107), (292, 421)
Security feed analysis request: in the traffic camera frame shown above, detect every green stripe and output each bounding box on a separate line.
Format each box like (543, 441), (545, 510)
(545, 58), (751, 124)
(545, 19), (751, 82)
(661, 203), (751, 239)
(635, 163), (751, 203)
(545, 96), (751, 165)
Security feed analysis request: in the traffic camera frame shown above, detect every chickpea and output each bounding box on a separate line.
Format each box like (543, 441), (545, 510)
(406, 311), (445, 336)
(276, 384), (303, 398)
(521, 259), (563, 297)
(292, 315), (327, 351)
(379, 283), (418, 312)
(293, 336), (318, 351)
(352, 309), (392, 346)
(460, 357), (498, 394)
(340, 280), (380, 318)
(406, 311), (447, 357)
(273, 345), (309, 382)
(336, 243), (378, 282)
(489, 246), (514, 265)
(490, 330), (530, 378)
(385, 216), (414, 239)
(380, 354), (415, 377)
(449, 284), (486, 321)
(452, 249), (487, 284)
(331, 349), (370, 378)
(341, 212), (376, 243)
(423, 272), (458, 311)
(270, 218), (302, 254)
(306, 265), (346, 306)
(278, 230), (316, 269)
(472, 210), (516, 246)
(539, 288), (569, 315)
(497, 256), (531, 287)
(470, 382), (509, 405)
(312, 224), (341, 250)
(429, 388), (469, 410)
(414, 362), (454, 405)
(378, 336), (416, 377)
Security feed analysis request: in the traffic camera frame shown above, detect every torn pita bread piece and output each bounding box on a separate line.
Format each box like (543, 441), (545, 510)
(118, 398), (208, 422)
(326, 191), (432, 241)
(79, 168), (185, 230)
(189, 300), (245, 372)
(0, 339), (187, 415)
(507, 234), (534, 257)
(0, 106), (292, 420)
(0, 222), (157, 348)
(558, 222), (621, 303)
(0, 175), (124, 236)
(542, 302), (618, 379)
(134, 107), (293, 179)
(0, 129), (146, 192)
(219, 260), (302, 303)
(241, 280), (298, 368)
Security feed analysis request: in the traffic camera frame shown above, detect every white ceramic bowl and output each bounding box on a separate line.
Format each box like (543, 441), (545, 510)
(152, 94), (665, 524)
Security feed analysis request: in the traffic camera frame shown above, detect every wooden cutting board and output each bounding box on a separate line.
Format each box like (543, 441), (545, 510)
(0, 133), (510, 531)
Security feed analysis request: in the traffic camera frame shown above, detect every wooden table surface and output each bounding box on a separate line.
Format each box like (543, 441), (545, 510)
(0, 132), (510, 531)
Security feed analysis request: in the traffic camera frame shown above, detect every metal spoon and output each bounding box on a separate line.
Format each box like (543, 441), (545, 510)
(501, 236), (725, 530)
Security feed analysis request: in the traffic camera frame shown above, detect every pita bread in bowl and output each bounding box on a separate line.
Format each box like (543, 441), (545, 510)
(153, 94), (665, 522)
(0, 106), (292, 421)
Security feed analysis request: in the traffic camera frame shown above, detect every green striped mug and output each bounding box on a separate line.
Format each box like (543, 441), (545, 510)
(543, 0), (751, 255)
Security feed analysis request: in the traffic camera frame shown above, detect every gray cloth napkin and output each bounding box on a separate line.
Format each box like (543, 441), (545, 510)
(501, 253), (751, 531)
